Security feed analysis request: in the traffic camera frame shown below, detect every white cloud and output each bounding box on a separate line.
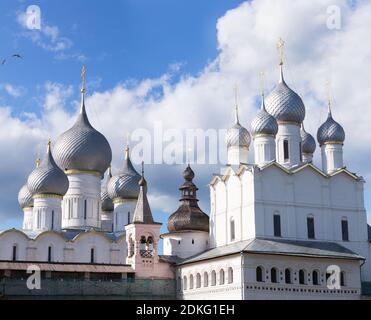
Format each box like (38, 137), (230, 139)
(1, 84), (26, 98)
(2, 0), (370, 225)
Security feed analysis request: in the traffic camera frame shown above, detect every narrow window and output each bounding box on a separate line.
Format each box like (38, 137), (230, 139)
(128, 211), (130, 225)
(189, 275), (194, 289)
(307, 216), (315, 239)
(183, 276), (188, 290)
(283, 140), (289, 161)
(90, 248), (95, 264)
(84, 200), (87, 220)
(312, 270), (319, 285)
(203, 272), (209, 287)
(12, 245), (17, 261)
(196, 273), (201, 288)
(299, 269), (306, 285)
(256, 266), (264, 282)
(178, 240), (181, 245)
(228, 268), (233, 284)
(340, 272), (346, 287)
(220, 269), (225, 285)
(48, 246), (52, 262)
(192, 239), (194, 245)
(285, 269), (292, 284)
(271, 268), (278, 283)
(211, 271), (216, 286)
(342, 219), (349, 241)
(273, 214), (281, 237)
(51, 210), (54, 230)
(230, 217), (235, 241)
(299, 142), (303, 162)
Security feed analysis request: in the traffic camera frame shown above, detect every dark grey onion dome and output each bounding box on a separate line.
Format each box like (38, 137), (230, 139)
(251, 95), (278, 137)
(301, 124), (316, 154)
(107, 146), (141, 201)
(27, 142), (69, 196)
(226, 105), (251, 148)
(18, 184), (34, 209)
(317, 105), (345, 146)
(167, 165), (209, 233)
(53, 92), (112, 175)
(265, 66), (305, 124)
(101, 167), (114, 212)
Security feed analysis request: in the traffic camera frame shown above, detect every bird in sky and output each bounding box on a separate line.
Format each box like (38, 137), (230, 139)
(1, 59), (5, 65)
(12, 54), (23, 59)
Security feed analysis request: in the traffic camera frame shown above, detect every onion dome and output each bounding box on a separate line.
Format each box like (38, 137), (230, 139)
(18, 184), (34, 209)
(132, 163), (157, 224)
(27, 141), (69, 197)
(167, 165), (209, 233)
(226, 103), (251, 148)
(265, 64), (305, 124)
(101, 166), (114, 212)
(107, 146), (141, 201)
(301, 124), (316, 154)
(53, 67), (112, 175)
(317, 103), (345, 146)
(251, 95), (278, 137)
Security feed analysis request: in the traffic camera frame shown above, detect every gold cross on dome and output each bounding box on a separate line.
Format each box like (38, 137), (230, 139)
(277, 38), (285, 66)
(259, 71), (265, 96)
(81, 65), (86, 93)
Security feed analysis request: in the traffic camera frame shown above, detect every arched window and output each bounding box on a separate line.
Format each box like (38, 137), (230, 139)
(273, 213), (281, 237)
(299, 269), (306, 285)
(48, 246), (52, 262)
(341, 218), (349, 241)
(177, 277), (181, 291)
(192, 239), (194, 245)
(147, 236), (154, 251)
(220, 269), (225, 285)
(228, 267), (233, 284)
(90, 248), (95, 264)
(283, 140), (289, 161)
(51, 210), (54, 230)
(12, 245), (17, 261)
(140, 236), (147, 251)
(312, 270), (319, 285)
(196, 273), (201, 288)
(271, 268), (278, 283)
(189, 275), (194, 289)
(340, 271), (346, 287)
(84, 199), (87, 220)
(183, 276), (188, 290)
(203, 272), (209, 287)
(211, 271), (216, 286)
(307, 216), (315, 239)
(285, 268), (292, 284)
(256, 266), (264, 282)
(230, 217), (235, 241)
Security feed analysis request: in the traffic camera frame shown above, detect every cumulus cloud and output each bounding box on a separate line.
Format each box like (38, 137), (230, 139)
(1, 84), (26, 98)
(2, 0), (370, 226)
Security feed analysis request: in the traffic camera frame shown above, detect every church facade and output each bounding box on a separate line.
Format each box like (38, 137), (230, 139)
(0, 46), (370, 300)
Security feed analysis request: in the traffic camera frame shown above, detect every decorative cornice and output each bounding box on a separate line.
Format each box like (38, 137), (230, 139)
(65, 169), (101, 177)
(33, 193), (63, 199)
(113, 197), (137, 204)
(277, 121), (301, 126)
(321, 141), (344, 146)
(253, 133), (276, 139)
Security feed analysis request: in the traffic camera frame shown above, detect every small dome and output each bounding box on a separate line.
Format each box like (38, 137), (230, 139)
(301, 125), (316, 154)
(107, 147), (141, 201)
(101, 167), (114, 212)
(265, 66), (305, 124)
(53, 89), (112, 175)
(18, 184), (33, 209)
(251, 97), (278, 137)
(226, 105), (251, 148)
(317, 107), (345, 146)
(28, 142), (69, 196)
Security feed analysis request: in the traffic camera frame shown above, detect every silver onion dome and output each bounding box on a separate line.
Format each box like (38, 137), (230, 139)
(27, 142), (69, 196)
(53, 71), (112, 175)
(226, 104), (251, 148)
(101, 167), (114, 212)
(265, 66), (306, 124)
(251, 95), (278, 137)
(107, 146), (141, 201)
(18, 184), (34, 209)
(317, 105), (345, 146)
(301, 124), (316, 154)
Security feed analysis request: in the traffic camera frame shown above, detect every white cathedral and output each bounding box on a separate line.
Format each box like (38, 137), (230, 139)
(0, 44), (370, 300)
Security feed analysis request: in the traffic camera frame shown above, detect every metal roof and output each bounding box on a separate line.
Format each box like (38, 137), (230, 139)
(178, 237), (364, 265)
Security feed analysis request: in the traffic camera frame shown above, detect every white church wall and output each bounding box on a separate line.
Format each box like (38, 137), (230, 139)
(213, 181), (227, 247)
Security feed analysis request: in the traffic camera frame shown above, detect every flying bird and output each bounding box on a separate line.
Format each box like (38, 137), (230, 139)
(12, 54), (23, 59)
(1, 59), (5, 65)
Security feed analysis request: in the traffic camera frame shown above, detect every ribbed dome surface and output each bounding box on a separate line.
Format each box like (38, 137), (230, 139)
(226, 123), (251, 148)
(317, 110), (345, 146)
(107, 147), (141, 200)
(101, 167), (114, 212)
(265, 67), (305, 124)
(301, 126), (316, 154)
(53, 96), (112, 175)
(251, 98), (278, 137)
(18, 184), (34, 209)
(27, 143), (69, 196)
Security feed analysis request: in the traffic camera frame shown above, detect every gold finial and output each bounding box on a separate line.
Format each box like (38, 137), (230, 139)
(81, 65), (86, 94)
(277, 38), (285, 66)
(325, 80), (332, 115)
(259, 71), (265, 97)
(141, 161), (144, 177)
(36, 158), (41, 168)
(233, 84), (240, 124)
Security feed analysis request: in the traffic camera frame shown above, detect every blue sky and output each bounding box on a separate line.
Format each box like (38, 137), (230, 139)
(0, 0), (370, 234)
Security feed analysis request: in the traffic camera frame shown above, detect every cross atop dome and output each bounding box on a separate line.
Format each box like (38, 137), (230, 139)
(277, 38), (285, 66)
